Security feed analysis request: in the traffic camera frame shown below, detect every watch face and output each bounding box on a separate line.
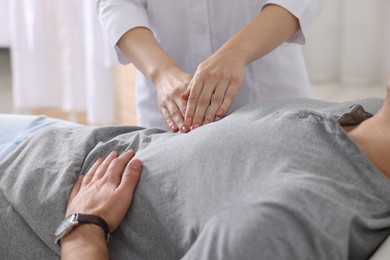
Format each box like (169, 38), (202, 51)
(54, 214), (78, 243)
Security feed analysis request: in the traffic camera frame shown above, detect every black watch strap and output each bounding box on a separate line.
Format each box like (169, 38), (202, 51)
(75, 213), (110, 242)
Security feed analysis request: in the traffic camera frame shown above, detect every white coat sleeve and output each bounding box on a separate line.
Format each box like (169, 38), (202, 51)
(264, 0), (325, 44)
(96, 0), (150, 64)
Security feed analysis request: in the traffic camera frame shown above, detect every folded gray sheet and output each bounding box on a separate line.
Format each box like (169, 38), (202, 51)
(1, 98), (390, 259)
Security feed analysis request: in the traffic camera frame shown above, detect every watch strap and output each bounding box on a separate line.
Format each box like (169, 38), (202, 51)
(75, 213), (110, 242)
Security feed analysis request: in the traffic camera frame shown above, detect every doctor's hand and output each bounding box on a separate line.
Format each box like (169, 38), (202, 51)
(182, 49), (246, 129)
(154, 67), (192, 133)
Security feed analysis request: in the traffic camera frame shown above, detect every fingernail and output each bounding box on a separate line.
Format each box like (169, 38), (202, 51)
(186, 117), (192, 126)
(131, 160), (142, 170)
(203, 119), (209, 125)
(193, 123), (200, 129)
(95, 158), (103, 164)
(181, 126), (188, 133)
(126, 149), (135, 156)
(216, 109), (225, 117)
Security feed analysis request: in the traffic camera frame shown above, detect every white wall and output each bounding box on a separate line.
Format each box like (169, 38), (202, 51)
(0, 0), (10, 47)
(304, 0), (390, 86)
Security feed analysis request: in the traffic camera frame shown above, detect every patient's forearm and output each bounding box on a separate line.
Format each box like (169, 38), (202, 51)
(60, 225), (108, 260)
(117, 27), (183, 85)
(219, 4), (300, 65)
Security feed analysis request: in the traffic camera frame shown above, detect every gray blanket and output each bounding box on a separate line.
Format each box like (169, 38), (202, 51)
(1, 98), (390, 260)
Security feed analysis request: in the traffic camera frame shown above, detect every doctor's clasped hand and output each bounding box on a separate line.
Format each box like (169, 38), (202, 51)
(182, 47), (246, 129)
(183, 4), (301, 129)
(98, 0), (325, 132)
(116, 27), (192, 133)
(154, 66), (193, 133)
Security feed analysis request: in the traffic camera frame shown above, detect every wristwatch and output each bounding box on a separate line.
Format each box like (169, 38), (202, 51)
(54, 213), (110, 245)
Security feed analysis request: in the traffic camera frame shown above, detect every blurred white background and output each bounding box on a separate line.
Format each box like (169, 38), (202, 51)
(304, 0), (390, 86)
(0, 0), (389, 124)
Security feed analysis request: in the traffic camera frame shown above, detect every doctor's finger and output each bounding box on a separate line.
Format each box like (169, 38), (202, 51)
(216, 81), (240, 118)
(185, 79), (204, 126)
(191, 80), (217, 129)
(161, 106), (178, 132)
(203, 81), (229, 124)
(181, 85), (191, 101)
(176, 99), (191, 133)
(167, 101), (189, 133)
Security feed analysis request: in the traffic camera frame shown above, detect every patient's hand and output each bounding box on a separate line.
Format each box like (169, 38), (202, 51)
(66, 150), (143, 232)
(60, 150), (143, 260)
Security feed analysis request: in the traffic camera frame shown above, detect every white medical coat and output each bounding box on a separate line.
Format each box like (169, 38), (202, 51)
(98, 0), (325, 129)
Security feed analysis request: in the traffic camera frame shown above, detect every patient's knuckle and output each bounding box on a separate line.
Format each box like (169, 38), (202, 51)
(100, 161), (109, 168)
(111, 158), (121, 166)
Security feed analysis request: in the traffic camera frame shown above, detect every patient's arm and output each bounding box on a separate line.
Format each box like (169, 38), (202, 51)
(60, 150), (143, 260)
(61, 224), (108, 260)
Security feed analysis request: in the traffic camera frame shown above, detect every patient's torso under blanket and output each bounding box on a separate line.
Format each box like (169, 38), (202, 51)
(1, 98), (390, 260)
